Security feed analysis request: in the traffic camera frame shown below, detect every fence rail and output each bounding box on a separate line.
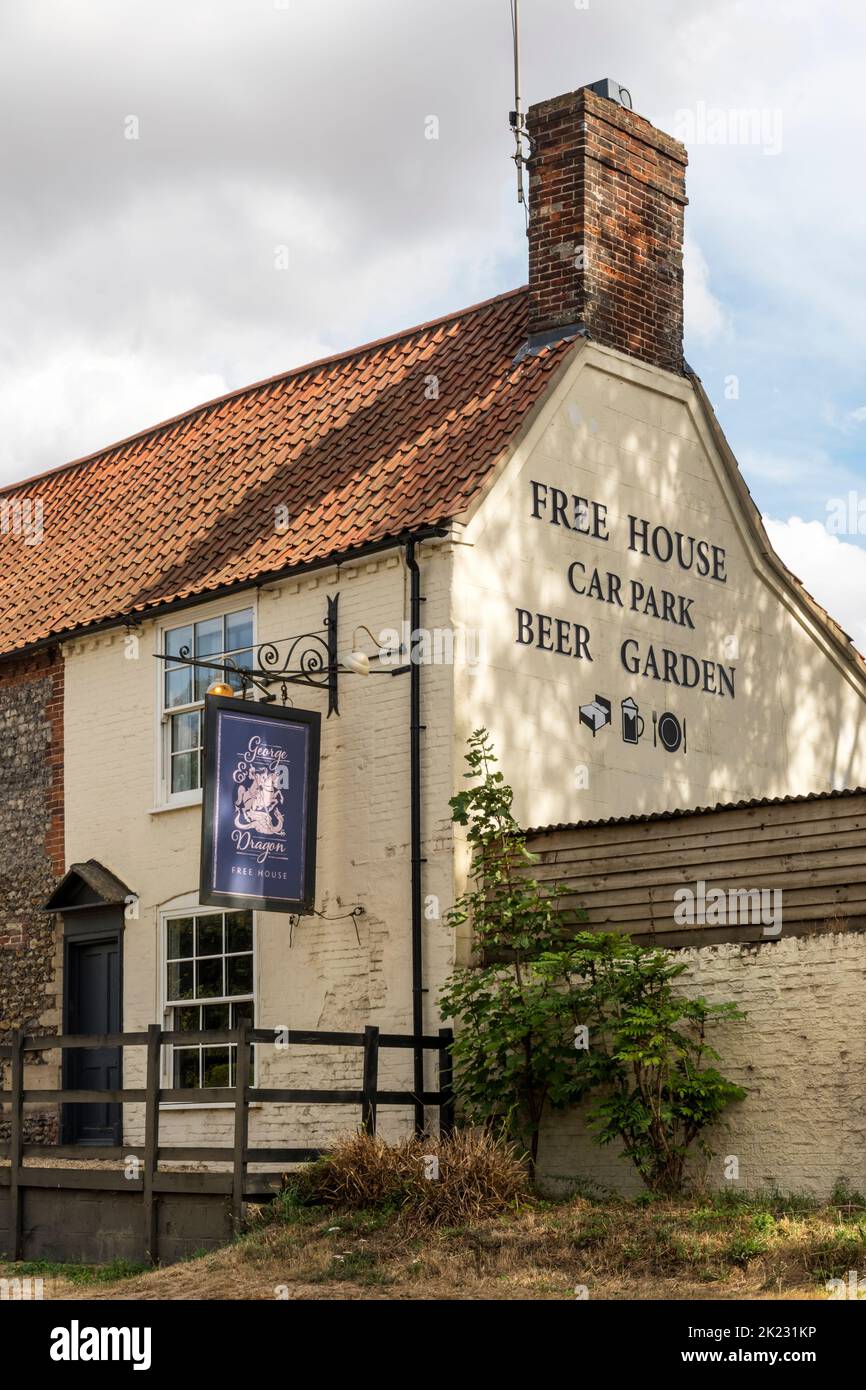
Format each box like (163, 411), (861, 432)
(0, 1022), (454, 1264)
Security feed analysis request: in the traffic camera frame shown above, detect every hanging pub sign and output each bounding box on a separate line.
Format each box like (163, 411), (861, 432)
(200, 694), (320, 913)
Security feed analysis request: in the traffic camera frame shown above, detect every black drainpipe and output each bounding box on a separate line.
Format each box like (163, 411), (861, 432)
(405, 537), (425, 1133)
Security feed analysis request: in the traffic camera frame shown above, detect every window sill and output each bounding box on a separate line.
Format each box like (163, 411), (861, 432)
(150, 794), (202, 815)
(160, 1102), (262, 1111)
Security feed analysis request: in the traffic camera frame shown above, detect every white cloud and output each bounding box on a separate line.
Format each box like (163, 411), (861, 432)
(1, 0), (865, 490)
(0, 171), (511, 480)
(0, 352), (229, 479)
(764, 516), (866, 653)
(819, 401), (866, 435)
(683, 235), (728, 344)
(743, 452), (813, 485)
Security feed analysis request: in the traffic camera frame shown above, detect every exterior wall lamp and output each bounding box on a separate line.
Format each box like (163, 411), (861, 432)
(341, 625), (383, 677)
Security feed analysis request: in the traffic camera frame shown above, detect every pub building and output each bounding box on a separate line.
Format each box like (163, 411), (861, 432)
(2, 81), (865, 1197)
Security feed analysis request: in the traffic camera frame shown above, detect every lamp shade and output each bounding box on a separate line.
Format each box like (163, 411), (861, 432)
(342, 649), (370, 677)
(206, 681), (235, 698)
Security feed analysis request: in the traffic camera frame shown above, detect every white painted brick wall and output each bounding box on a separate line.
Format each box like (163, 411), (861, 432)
(64, 542), (458, 1151)
(538, 933), (866, 1199)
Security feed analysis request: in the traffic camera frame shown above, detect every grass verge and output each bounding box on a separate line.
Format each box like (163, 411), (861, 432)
(11, 1187), (865, 1301)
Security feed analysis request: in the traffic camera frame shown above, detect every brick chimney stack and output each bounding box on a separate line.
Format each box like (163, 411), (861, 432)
(526, 83), (688, 374)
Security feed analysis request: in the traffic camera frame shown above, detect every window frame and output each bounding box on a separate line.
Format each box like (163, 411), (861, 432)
(160, 903), (258, 1107)
(155, 597), (257, 810)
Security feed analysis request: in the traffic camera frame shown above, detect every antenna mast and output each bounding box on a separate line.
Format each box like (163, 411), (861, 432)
(509, 0), (530, 211)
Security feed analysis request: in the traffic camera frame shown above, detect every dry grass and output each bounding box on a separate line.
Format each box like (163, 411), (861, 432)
(277, 1129), (528, 1230)
(15, 1187), (866, 1302)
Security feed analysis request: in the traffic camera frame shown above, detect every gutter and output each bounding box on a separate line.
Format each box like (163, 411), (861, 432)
(404, 537), (426, 1134)
(0, 524), (451, 667)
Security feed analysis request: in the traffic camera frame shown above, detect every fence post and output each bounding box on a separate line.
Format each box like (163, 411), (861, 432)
(438, 1027), (454, 1139)
(232, 1018), (251, 1234)
(9, 1028), (24, 1260)
(142, 1024), (161, 1265)
(361, 1025), (379, 1135)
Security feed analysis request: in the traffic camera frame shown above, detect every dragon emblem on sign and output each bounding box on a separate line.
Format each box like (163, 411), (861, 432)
(232, 734), (289, 836)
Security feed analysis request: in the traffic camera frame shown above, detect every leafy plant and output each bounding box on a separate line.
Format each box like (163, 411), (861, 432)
(440, 728), (592, 1169)
(573, 941), (748, 1194)
(440, 729), (747, 1192)
(724, 1234), (767, 1267)
(0, 1258), (148, 1285)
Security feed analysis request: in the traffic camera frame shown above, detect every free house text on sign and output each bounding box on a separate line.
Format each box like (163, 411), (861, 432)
(200, 695), (320, 914)
(517, 480), (736, 700)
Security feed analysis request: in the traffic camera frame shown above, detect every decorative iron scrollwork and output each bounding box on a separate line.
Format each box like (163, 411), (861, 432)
(160, 593), (340, 716)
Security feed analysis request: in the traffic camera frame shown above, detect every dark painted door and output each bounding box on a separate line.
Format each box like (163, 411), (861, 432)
(65, 932), (122, 1144)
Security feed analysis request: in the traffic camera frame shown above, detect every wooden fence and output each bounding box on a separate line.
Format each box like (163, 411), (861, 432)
(525, 788), (866, 948)
(0, 1021), (454, 1265)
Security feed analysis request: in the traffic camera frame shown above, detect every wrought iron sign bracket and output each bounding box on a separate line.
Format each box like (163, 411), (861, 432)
(154, 593), (341, 716)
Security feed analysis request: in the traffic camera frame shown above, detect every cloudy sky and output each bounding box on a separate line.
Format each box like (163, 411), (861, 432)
(1, 0), (865, 643)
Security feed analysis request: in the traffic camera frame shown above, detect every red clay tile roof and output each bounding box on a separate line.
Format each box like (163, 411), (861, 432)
(0, 287), (572, 658)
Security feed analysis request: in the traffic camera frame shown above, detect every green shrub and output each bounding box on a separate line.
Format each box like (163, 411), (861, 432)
(725, 1234), (767, 1266)
(440, 729), (747, 1193)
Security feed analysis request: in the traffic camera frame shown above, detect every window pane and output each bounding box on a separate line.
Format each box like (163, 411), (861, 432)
(231, 1002), (255, 1079)
(195, 661), (218, 702)
(226, 953), (253, 997)
(165, 665), (193, 709)
(171, 750), (199, 793)
(204, 1003), (230, 1030)
(167, 918), (194, 960)
(225, 610), (254, 652)
(195, 616), (224, 659)
(167, 960), (194, 1001)
(171, 711), (200, 753)
(196, 956), (223, 999)
(226, 651), (252, 693)
(203, 1047), (231, 1088)
(165, 624), (193, 661)
(225, 912), (252, 954)
(175, 1006), (200, 1033)
(174, 1048), (200, 1089)
(229, 1045), (254, 1088)
(196, 917), (223, 957)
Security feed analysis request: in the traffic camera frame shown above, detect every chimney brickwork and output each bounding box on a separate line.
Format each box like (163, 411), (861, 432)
(527, 86), (688, 374)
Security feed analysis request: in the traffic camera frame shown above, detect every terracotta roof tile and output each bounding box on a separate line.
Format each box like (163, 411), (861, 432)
(0, 287), (571, 657)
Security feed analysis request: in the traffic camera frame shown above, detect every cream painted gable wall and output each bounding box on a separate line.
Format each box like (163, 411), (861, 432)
(452, 342), (866, 832)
